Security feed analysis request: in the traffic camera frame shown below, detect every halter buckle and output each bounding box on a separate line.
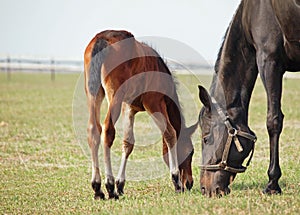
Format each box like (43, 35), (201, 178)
(220, 161), (227, 169)
(228, 127), (237, 137)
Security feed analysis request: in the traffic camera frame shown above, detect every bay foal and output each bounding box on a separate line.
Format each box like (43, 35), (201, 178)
(84, 30), (196, 199)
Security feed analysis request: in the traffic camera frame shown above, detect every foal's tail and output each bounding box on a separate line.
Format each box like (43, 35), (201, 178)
(88, 38), (108, 96)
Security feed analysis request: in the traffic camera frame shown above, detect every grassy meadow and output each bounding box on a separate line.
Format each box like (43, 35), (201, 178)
(0, 72), (300, 214)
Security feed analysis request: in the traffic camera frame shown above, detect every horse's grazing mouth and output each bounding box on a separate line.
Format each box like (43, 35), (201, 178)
(200, 170), (236, 197)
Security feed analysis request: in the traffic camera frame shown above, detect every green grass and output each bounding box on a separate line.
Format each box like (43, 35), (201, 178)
(1, 72), (300, 214)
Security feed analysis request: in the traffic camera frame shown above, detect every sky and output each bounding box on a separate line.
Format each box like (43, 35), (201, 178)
(0, 0), (241, 62)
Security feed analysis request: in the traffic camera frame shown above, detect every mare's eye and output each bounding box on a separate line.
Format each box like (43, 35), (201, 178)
(203, 135), (210, 144)
(203, 133), (214, 145)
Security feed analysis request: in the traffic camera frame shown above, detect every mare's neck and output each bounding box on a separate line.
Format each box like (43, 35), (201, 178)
(211, 5), (258, 124)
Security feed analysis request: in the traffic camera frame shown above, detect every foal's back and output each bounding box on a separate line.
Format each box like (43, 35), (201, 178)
(85, 30), (175, 111)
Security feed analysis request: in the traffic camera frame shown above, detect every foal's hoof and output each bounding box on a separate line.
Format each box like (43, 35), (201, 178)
(175, 188), (184, 193)
(108, 192), (119, 200)
(171, 174), (183, 193)
(92, 182), (105, 200)
(105, 181), (119, 200)
(185, 180), (194, 191)
(116, 180), (125, 196)
(94, 191), (105, 200)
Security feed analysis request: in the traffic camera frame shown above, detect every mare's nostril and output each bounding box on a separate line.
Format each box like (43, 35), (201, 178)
(224, 187), (231, 195)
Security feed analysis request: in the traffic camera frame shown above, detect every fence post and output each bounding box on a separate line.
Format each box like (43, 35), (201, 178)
(51, 58), (55, 81)
(6, 56), (11, 81)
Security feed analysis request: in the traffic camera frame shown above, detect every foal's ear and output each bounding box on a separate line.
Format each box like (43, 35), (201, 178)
(198, 85), (211, 111)
(186, 122), (198, 136)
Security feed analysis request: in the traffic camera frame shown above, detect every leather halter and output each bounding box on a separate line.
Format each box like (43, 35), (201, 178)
(200, 97), (257, 174)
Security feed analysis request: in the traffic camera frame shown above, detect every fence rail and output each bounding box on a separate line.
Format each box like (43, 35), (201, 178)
(0, 56), (83, 81)
(0, 56), (214, 81)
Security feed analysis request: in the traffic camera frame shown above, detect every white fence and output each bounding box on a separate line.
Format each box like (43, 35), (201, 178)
(0, 56), (217, 81)
(0, 56), (83, 80)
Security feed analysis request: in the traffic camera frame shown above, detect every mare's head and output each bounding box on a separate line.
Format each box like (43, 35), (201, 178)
(198, 86), (256, 197)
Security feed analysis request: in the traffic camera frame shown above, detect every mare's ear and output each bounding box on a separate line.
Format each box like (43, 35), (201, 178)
(198, 85), (211, 111)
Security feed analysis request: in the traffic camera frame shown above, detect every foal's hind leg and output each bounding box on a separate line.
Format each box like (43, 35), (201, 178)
(87, 87), (105, 200)
(116, 104), (136, 195)
(103, 99), (122, 199)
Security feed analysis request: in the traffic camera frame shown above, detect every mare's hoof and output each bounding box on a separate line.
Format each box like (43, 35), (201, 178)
(263, 182), (282, 195)
(263, 187), (282, 195)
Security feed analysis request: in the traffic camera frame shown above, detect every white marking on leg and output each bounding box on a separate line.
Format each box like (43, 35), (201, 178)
(91, 145), (101, 183)
(150, 111), (179, 175)
(89, 123), (101, 183)
(116, 104), (135, 182)
(117, 154), (127, 181)
(168, 143), (180, 175)
(103, 142), (114, 181)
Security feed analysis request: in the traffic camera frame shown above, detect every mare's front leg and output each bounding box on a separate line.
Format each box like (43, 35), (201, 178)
(103, 99), (122, 199)
(258, 55), (284, 194)
(116, 104), (136, 195)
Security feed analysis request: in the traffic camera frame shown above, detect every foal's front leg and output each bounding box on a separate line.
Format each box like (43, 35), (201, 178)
(163, 125), (182, 192)
(149, 104), (182, 192)
(116, 104), (136, 195)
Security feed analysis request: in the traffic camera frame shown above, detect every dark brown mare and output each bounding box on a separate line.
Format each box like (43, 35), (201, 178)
(198, 0), (300, 197)
(84, 30), (197, 199)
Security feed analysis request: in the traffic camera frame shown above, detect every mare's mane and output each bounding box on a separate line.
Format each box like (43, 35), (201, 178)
(214, 1), (251, 75)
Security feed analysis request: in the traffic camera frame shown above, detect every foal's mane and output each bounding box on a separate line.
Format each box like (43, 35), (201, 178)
(150, 45), (187, 132)
(142, 41), (187, 131)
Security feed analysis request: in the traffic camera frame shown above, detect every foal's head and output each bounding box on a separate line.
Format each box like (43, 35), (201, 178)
(176, 123), (198, 190)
